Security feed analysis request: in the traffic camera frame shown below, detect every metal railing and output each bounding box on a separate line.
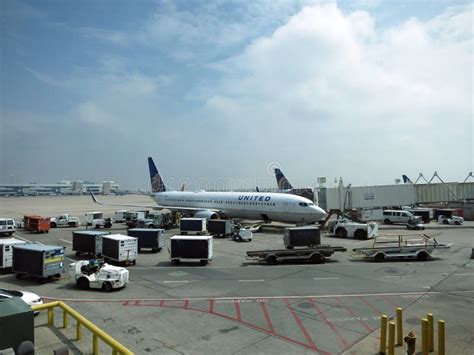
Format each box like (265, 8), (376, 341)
(32, 301), (133, 355)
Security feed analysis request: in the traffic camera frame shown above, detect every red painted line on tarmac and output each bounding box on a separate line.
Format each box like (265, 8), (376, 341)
(184, 300), (189, 309)
(123, 300), (129, 306)
(358, 296), (382, 316)
(284, 299), (330, 355)
(382, 295), (399, 308)
(335, 297), (374, 333)
(209, 300), (214, 314)
(159, 300), (165, 306)
(260, 302), (275, 333)
(235, 302), (241, 321)
(308, 298), (350, 350)
(134, 300), (139, 306)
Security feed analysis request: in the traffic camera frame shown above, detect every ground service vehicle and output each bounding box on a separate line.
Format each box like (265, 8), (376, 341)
(136, 213), (174, 229)
(406, 217), (425, 230)
(208, 220), (233, 237)
(232, 228), (253, 242)
(114, 210), (129, 223)
(438, 215), (464, 225)
(284, 227), (320, 249)
(383, 210), (414, 224)
(0, 218), (16, 236)
(23, 216), (50, 233)
(180, 218), (206, 235)
(102, 234), (138, 265)
(12, 244), (65, 281)
(128, 228), (165, 252)
(85, 212), (112, 229)
(50, 214), (80, 228)
(0, 238), (26, 269)
(246, 245), (347, 265)
(170, 235), (213, 265)
(69, 260), (129, 291)
(352, 234), (450, 262)
(72, 231), (110, 257)
(328, 218), (378, 239)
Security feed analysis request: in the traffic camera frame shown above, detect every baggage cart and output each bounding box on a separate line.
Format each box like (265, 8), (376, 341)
(72, 230), (110, 257)
(12, 244), (65, 281)
(128, 228), (165, 253)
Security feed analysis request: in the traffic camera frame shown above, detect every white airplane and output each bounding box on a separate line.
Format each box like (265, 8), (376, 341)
(90, 157), (327, 224)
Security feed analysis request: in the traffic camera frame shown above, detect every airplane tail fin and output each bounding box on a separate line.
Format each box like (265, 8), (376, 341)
(148, 157), (166, 193)
(402, 175), (413, 184)
(275, 168), (293, 190)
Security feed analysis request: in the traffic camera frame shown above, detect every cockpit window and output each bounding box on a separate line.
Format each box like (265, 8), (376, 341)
(308, 202), (315, 205)
(299, 202), (308, 207)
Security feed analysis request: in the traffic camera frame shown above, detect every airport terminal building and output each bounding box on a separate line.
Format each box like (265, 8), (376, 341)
(0, 181), (119, 196)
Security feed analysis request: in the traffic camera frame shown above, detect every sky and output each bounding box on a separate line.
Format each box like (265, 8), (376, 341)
(1, 0), (473, 191)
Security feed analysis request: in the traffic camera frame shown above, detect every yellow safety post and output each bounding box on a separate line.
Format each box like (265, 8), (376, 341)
(438, 320), (445, 355)
(76, 321), (82, 341)
(93, 334), (99, 355)
(388, 321), (395, 355)
(47, 307), (54, 326)
(421, 318), (429, 355)
(396, 308), (403, 346)
(427, 313), (434, 352)
(379, 315), (388, 354)
(112, 350), (118, 355)
(63, 309), (68, 329)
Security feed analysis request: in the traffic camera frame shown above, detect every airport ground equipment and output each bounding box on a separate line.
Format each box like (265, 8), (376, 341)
(0, 218), (16, 236)
(102, 234), (138, 265)
(12, 244), (65, 280)
(208, 219), (233, 237)
(246, 245), (347, 265)
(232, 228), (253, 242)
(23, 215), (50, 233)
(113, 210), (129, 223)
(128, 228), (165, 252)
(406, 217), (425, 230)
(170, 235), (213, 265)
(328, 218), (378, 239)
(50, 214), (80, 228)
(0, 297), (34, 353)
(284, 226), (321, 249)
(180, 218), (207, 235)
(69, 260), (129, 291)
(0, 238), (26, 269)
(124, 210), (147, 228)
(437, 214), (464, 225)
(409, 208), (432, 223)
(352, 234), (451, 262)
(72, 231), (110, 257)
(84, 212), (112, 229)
(136, 212), (174, 229)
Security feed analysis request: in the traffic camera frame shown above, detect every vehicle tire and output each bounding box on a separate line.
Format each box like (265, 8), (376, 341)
(50, 222), (57, 228)
(75, 251), (81, 257)
(95, 224), (101, 229)
(443, 219), (449, 225)
(384, 219), (391, 225)
(102, 282), (113, 292)
(417, 252), (429, 262)
(421, 227), (425, 230)
(237, 236), (242, 242)
(374, 253), (385, 262)
(455, 221), (461, 225)
(149, 224), (155, 229)
(266, 255), (278, 265)
(199, 260), (208, 266)
(77, 277), (89, 290)
(16, 273), (23, 280)
(354, 229), (367, 240)
(54, 274), (61, 279)
(132, 260), (136, 266)
(310, 253), (325, 264)
(68, 222), (75, 227)
(124, 260), (130, 266)
(335, 227), (347, 238)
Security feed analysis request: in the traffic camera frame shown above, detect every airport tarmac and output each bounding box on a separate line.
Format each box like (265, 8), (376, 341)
(1, 196), (473, 354)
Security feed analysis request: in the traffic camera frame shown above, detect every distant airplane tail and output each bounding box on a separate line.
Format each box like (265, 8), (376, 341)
(148, 157), (166, 193)
(402, 175), (413, 184)
(275, 168), (293, 190)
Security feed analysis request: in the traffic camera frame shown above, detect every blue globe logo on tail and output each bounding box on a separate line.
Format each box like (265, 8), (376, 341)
(148, 157), (166, 193)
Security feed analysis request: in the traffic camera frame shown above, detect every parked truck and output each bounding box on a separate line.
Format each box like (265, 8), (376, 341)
(170, 235), (213, 265)
(85, 212), (112, 229)
(0, 238), (26, 269)
(128, 228), (165, 253)
(102, 234), (138, 265)
(50, 214), (80, 228)
(12, 244), (65, 281)
(327, 218), (378, 240)
(136, 213), (174, 229)
(180, 218), (206, 235)
(283, 227), (320, 249)
(69, 260), (129, 291)
(114, 210), (129, 223)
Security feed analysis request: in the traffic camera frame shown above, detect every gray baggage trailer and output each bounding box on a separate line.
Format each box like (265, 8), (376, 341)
(283, 227), (321, 249)
(72, 230), (109, 257)
(180, 218), (206, 235)
(0, 238), (26, 269)
(246, 245), (346, 265)
(207, 220), (233, 237)
(12, 244), (65, 281)
(170, 235), (213, 266)
(128, 228), (165, 253)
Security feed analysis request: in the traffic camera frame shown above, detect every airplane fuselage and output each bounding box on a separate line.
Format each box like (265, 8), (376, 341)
(152, 190), (326, 223)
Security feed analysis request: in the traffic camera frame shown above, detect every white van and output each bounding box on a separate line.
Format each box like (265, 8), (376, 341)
(383, 210), (414, 224)
(0, 218), (16, 236)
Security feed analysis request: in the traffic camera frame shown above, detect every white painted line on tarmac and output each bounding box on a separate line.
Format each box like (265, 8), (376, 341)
(60, 239), (72, 244)
(453, 273), (474, 276)
(163, 280), (189, 284)
(384, 275), (401, 278)
(313, 277), (340, 280)
(238, 279), (265, 282)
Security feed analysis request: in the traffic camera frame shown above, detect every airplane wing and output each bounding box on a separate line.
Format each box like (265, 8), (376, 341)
(88, 189), (219, 213)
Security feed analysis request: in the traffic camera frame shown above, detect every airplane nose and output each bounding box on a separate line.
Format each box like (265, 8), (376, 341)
(312, 206), (327, 220)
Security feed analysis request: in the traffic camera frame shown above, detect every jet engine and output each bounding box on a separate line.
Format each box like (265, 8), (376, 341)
(194, 210), (219, 221)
